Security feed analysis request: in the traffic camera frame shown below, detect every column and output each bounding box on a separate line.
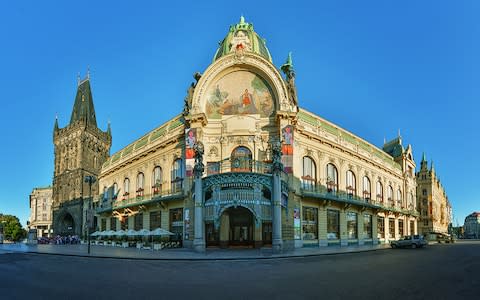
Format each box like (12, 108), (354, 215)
(372, 214), (379, 244)
(272, 142), (283, 253)
(358, 212), (364, 245)
(318, 207), (328, 247)
(193, 142), (205, 252)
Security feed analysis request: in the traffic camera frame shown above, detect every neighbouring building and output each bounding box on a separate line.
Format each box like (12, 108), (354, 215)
(464, 212), (480, 239)
(52, 74), (111, 237)
(416, 154), (452, 239)
(28, 186), (53, 237)
(88, 17), (419, 252)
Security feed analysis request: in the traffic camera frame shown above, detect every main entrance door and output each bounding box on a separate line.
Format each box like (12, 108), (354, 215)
(228, 206), (253, 247)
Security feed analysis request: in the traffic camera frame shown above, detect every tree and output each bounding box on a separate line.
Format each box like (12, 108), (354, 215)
(0, 214), (26, 242)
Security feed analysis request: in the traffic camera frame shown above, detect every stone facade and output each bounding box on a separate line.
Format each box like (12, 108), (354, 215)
(28, 186), (53, 237)
(463, 212), (480, 239)
(416, 155), (452, 238)
(91, 17), (420, 252)
(52, 77), (111, 236)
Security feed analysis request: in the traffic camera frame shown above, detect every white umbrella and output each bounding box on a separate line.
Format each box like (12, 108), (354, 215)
(114, 230), (127, 237)
(137, 229), (151, 236)
(103, 230), (116, 237)
(126, 229), (139, 237)
(150, 227), (174, 236)
(90, 231), (101, 237)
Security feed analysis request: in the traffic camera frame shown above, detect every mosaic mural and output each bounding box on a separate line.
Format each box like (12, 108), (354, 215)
(205, 71), (275, 119)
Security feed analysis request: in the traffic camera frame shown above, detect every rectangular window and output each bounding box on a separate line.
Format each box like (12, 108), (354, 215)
(364, 214), (372, 239)
(170, 208), (183, 241)
(121, 217), (128, 230)
(422, 189), (427, 196)
(150, 211), (162, 230)
(410, 221), (415, 235)
(377, 216), (385, 239)
(423, 219), (429, 226)
(302, 207), (318, 240)
(398, 219), (404, 237)
(347, 212), (358, 239)
(389, 218), (395, 239)
(110, 217), (116, 231)
(327, 209), (340, 240)
(134, 213), (143, 231)
(101, 218), (107, 231)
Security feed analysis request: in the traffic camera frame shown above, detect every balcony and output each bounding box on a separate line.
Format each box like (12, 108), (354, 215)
(206, 159), (273, 176)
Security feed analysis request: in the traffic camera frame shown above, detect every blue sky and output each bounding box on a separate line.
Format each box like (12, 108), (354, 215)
(0, 0), (478, 227)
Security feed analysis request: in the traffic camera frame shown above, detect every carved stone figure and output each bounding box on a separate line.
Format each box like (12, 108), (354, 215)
(281, 52), (298, 106)
(183, 72), (202, 116)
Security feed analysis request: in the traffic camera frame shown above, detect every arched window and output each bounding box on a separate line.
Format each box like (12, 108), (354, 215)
(136, 172), (144, 196)
(113, 182), (118, 200)
(171, 158), (184, 193)
(397, 189), (403, 208)
(123, 178), (130, 198)
(302, 156), (316, 189)
(376, 181), (383, 203)
(363, 176), (371, 201)
(388, 185), (393, 206)
(346, 170), (356, 197)
(230, 146), (252, 172)
(326, 163), (338, 193)
(103, 186), (108, 201)
(152, 166), (162, 195)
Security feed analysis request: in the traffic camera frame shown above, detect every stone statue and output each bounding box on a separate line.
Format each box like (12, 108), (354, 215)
(183, 72), (203, 116)
(271, 141), (283, 173)
(281, 52), (298, 107)
(193, 141), (205, 177)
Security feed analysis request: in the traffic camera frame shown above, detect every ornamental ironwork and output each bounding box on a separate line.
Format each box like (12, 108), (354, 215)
(203, 172), (272, 191)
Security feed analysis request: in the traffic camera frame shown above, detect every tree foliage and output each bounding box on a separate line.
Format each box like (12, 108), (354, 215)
(0, 214), (26, 241)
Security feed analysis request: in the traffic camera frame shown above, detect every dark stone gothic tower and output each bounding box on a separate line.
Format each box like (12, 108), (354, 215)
(52, 76), (111, 236)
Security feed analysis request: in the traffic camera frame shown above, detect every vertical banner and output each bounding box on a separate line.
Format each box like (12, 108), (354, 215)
(281, 125), (294, 173)
(185, 128), (197, 177)
(294, 208), (301, 239)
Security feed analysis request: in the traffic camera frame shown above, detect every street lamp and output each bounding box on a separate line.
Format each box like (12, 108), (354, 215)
(84, 175), (96, 254)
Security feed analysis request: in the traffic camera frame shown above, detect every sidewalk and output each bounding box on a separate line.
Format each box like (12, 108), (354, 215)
(0, 242), (391, 260)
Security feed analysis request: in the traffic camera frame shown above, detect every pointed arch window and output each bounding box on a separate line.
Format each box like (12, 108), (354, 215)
(376, 181), (383, 203)
(346, 170), (356, 198)
(136, 172), (145, 197)
(326, 163), (338, 193)
(230, 146), (252, 172)
(152, 166), (162, 195)
(301, 156), (316, 190)
(171, 158), (184, 193)
(363, 176), (371, 201)
(123, 178), (130, 199)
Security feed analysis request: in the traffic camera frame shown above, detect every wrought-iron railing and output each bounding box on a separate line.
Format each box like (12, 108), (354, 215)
(206, 159), (273, 175)
(301, 184), (419, 215)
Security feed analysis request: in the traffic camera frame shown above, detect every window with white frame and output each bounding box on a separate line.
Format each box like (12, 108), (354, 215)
(152, 166), (162, 195)
(123, 178), (130, 198)
(326, 163), (338, 193)
(376, 181), (383, 203)
(346, 170), (356, 197)
(136, 172), (144, 196)
(302, 156), (316, 190)
(363, 176), (371, 201)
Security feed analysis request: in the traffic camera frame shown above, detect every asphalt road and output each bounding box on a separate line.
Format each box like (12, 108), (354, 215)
(1, 241), (478, 300)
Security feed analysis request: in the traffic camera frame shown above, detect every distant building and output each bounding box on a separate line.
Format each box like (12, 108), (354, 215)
(416, 154), (452, 239)
(464, 212), (480, 239)
(29, 186), (53, 237)
(52, 76), (111, 237)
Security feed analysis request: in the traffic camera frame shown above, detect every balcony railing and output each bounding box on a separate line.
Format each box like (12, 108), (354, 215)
(301, 184), (419, 215)
(206, 159), (273, 176)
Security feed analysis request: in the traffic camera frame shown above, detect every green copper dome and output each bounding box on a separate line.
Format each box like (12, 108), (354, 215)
(213, 16), (272, 62)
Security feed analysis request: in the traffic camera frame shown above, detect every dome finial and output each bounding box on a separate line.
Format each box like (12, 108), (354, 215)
(240, 15), (245, 24)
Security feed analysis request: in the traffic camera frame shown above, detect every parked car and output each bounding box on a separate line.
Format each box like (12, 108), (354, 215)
(436, 233), (455, 243)
(390, 235), (427, 249)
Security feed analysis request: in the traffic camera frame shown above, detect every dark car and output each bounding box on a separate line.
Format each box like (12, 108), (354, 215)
(390, 235), (427, 249)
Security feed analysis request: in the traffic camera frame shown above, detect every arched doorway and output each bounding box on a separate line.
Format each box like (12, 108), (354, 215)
(60, 213), (75, 235)
(231, 146), (252, 172)
(218, 206), (254, 248)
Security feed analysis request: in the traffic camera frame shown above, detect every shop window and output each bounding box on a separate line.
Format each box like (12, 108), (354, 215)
(302, 207), (318, 240)
(364, 214), (372, 239)
(170, 208), (183, 242)
(101, 219), (107, 231)
(134, 213), (143, 231)
(377, 216), (385, 239)
(327, 209), (340, 240)
(302, 156), (316, 190)
(389, 218), (395, 239)
(398, 219), (404, 237)
(150, 211), (161, 230)
(110, 217), (116, 231)
(347, 212), (358, 239)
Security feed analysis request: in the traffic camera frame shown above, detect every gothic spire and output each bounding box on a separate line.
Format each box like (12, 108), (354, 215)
(70, 75), (97, 127)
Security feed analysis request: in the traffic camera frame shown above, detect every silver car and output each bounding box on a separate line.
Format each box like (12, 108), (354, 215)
(390, 235), (427, 249)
